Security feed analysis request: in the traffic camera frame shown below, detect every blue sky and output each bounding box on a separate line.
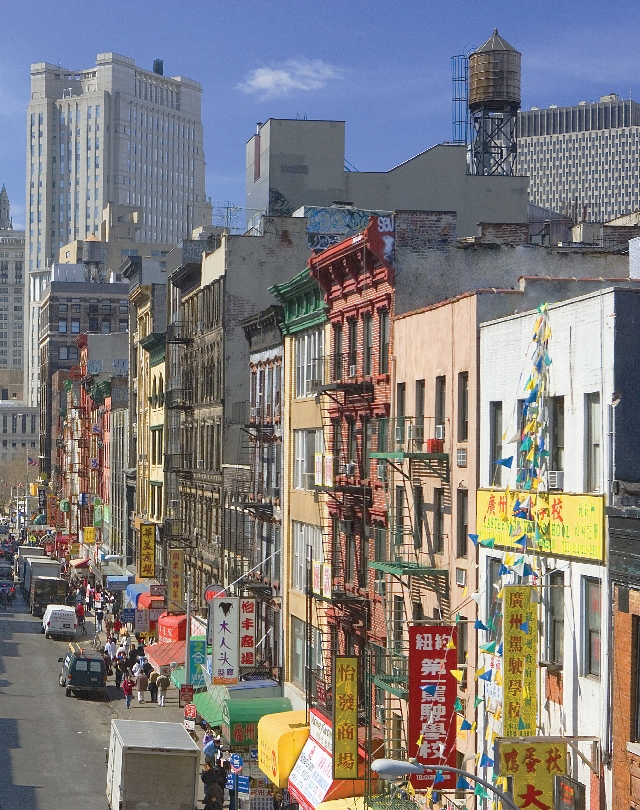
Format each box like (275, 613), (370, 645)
(2, 0), (640, 230)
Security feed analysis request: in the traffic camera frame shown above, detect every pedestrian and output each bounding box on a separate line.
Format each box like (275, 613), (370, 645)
(102, 648), (113, 677)
(156, 672), (170, 706)
(122, 674), (133, 709)
(115, 653), (127, 689)
(112, 615), (121, 636)
(105, 636), (117, 662)
(148, 670), (159, 703)
(135, 670), (149, 703)
(95, 606), (104, 633)
(105, 615), (114, 636)
(75, 601), (85, 631)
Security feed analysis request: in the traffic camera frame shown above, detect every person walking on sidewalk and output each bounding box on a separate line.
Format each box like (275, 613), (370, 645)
(135, 670), (149, 703)
(122, 674), (133, 709)
(115, 653), (127, 690)
(156, 672), (170, 706)
(148, 669), (159, 703)
(95, 606), (104, 633)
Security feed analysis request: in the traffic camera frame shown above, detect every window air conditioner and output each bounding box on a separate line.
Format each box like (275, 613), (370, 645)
(250, 407), (257, 418)
(548, 470), (564, 490)
(455, 568), (467, 587)
(435, 424), (445, 441)
(377, 463), (387, 482)
(197, 321), (204, 332)
(349, 364), (357, 378)
(346, 462), (356, 477)
(197, 459), (204, 469)
(407, 424), (414, 440)
(395, 426), (405, 444)
(340, 519), (354, 535)
(374, 580), (386, 596)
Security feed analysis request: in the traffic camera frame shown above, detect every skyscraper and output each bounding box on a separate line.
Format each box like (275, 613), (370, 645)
(0, 185), (26, 400)
(26, 52), (207, 403)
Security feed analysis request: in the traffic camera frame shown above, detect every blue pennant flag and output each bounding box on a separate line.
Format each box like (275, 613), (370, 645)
(468, 533), (479, 546)
(480, 754), (494, 768)
(494, 456), (514, 469)
(514, 534), (527, 546)
(434, 771), (445, 785)
(478, 669), (493, 682)
(498, 564), (510, 576)
(520, 620), (530, 634)
(456, 777), (471, 790)
(474, 619), (489, 631)
(460, 718), (473, 730)
(522, 563), (534, 577)
(421, 684), (437, 696)
(496, 642), (503, 656)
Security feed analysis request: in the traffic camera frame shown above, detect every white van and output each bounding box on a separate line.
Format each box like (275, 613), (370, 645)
(42, 604), (77, 639)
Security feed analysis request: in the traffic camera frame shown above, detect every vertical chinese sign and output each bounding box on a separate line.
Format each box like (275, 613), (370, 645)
(408, 625), (458, 790)
(332, 656), (359, 779)
(169, 549), (183, 608)
(83, 526), (96, 544)
(46, 495), (59, 527)
(502, 585), (538, 736)
(239, 598), (256, 667)
(499, 741), (567, 810)
(138, 524), (155, 578)
(211, 596), (239, 685)
(189, 637), (207, 687)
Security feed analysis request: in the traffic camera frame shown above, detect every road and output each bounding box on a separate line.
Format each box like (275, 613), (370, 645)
(0, 590), (193, 810)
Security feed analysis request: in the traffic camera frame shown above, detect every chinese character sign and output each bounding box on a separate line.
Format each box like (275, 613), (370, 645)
(211, 597), (239, 685)
(46, 495), (59, 527)
(83, 526), (96, 545)
(169, 549), (183, 608)
(138, 524), (155, 578)
(239, 598), (256, 668)
(408, 625), (458, 790)
(332, 656), (359, 779)
(499, 741), (567, 810)
(503, 586), (538, 736)
(189, 637), (207, 687)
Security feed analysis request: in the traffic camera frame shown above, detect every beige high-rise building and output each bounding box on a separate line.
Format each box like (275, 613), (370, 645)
(0, 185), (26, 401)
(26, 52), (208, 405)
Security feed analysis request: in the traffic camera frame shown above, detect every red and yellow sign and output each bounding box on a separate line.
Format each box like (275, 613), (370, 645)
(139, 524), (155, 578)
(332, 656), (358, 779)
(503, 585), (538, 737)
(83, 526), (96, 545)
(499, 741), (567, 810)
(169, 548), (184, 607)
(477, 489), (604, 561)
(46, 495), (59, 527)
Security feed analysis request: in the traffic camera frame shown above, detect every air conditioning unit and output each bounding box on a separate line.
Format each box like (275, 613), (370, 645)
(197, 459), (204, 469)
(349, 364), (357, 377)
(374, 579), (386, 596)
(435, 424), (445, 441)
(395, 426), (405, 444)
(346, 462), (356, 477)
(548, 470), (564, 490)
(407, 424), (415, 440)
(340, 519), (354, 535)
(377, 463), (387, 482)
(197, 321), (204, 332)
(250, 407), (257, 418)
(212, 534), (221, 544)
(455, 568), (467, 587)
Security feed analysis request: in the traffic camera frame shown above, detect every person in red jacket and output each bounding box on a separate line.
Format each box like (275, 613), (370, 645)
(122, 674), (133, 709)
(75, 601), (85, 632)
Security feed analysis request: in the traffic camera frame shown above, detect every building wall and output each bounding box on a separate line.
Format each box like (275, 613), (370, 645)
(0, 223), (26, 391)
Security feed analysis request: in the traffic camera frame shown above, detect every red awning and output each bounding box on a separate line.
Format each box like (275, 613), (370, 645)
(137, 592), (165, 610)
(146, 640), (186, 671)
(157, 611), (187, 643)
(69, 558), (90, 569)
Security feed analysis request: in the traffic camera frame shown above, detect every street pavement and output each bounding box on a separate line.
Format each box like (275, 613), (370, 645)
(0, 590), (205, 810)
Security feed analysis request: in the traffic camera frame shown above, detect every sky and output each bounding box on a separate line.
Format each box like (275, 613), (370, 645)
(2, 0), (640, 231)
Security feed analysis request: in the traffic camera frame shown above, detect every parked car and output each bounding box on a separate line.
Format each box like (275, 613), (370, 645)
(0, 579), (15, 604)
(58, 643), (108, 698)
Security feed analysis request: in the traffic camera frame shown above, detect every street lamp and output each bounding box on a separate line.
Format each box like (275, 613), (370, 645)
(371, 758), (519, 810)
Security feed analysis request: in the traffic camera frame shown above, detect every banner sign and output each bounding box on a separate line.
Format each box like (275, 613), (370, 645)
(503, 586), (538, 737)
(314, 453), (323, 487)
(83, 526), (96, 545)
(477, 490), (604, 561)
(239, 599), (256, 667)
(46, 495), (59, 527)
(332, 656), (359, 779)
(211, 596), (239, 685)
(135, 608), (150, 633)
(169, 548), (184, 608)
(322, 564), (332, 600)
(408, 625), (458, 790)
(139, 523), (155, 578)
(189, 637), (207, 687)
(288, 737), (334, 810)
(312, 561), (322, 596)
(499, 740), (567, 810)
(324, 455), (334, 488)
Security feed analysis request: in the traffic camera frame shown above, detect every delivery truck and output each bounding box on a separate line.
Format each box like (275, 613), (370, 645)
(24, 557), (61, 598)
(30, 575), (68, 617)
(15, 545), (44, 577)
(106, 720), (200, 810)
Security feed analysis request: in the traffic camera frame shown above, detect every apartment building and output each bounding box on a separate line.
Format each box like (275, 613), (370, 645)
(0, 185), (26, 399)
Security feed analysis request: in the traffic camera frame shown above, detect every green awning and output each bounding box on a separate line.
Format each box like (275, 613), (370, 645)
(223, 698), (292, 746)
(194, 686), (228, 727)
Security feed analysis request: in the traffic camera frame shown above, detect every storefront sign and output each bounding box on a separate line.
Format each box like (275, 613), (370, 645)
(322, 565), (332, 600)
(134, 608), (149, 633)
(315, 453), (323, 487)
(211, 596), (239, 685)
(312, 561), (322, 595)
(169, 549), (184, 608)
(150, 583), (166, 597)
(180, 684), (194, 704)
(120, 608), (135, 623)
(83, 526), (96, 545)
(138, 524), (155, 578)
(503, 586), (538, 737)
(189, 637), (206, 687)
(46, 495), (59, 527)
(408, 625), (458, 790)
(310, 709), (332, 753)
(499, 740), (567, 810)
(239, 599), (256, 667)
(477, 490), (604, 561)
(332, 656), (358, 779)
(288, 738), (333, 810)
(324, 455), (334, 488)
(555, 775), (586, 810)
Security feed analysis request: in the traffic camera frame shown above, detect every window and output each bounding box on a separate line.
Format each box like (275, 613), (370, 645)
(550, 396), (564, 470)
(347, 319), (357, 375)
(490, 401), (503, 486)
(458, 372), (469, 441)
(295, 327), (323, 397)
(362, 313), (373, 376)
(396, 382), (406, 444)
(433, 488), (445, 554)
(362, 417), (372, 479)
(292, 521), (322, 592)
(456, 489), (468, 558)
(333, 323), (343, 381)
(583, 578), (601, 677)
(379, 309), (389, 375)
(291, 616), (306, 689)
(347, 420), (357, 465)
(457, 619), (468, 688)
(71, 319), (80, 334)
(546, 571), (564, 666)
(58, 320), (67, 333)
(586, 393), (601, 492)
(394, 486), (404, 546)
(413, 484), (423, 549)
(415, 379), (425, 447)
(58, 346), (69, 360)
(435, 376), (446, 438)
(487, 557), (503, 639)
(294, 429), (322, 490)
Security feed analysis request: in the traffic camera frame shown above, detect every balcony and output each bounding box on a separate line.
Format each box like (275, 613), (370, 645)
(165, 389), (193, 410)
(309, 354), (374, 395)
(165, 321), (193, 345)
(370, 647), (409, 699)
(163, 453), (184, 473)
(371, 416), (449, 483)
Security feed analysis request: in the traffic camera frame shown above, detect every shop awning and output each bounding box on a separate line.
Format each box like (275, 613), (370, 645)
(223, 697), (292, 747)
(69, 558), (90, 569)
(125, 583), (150, 606)
(106, 574), (135, 590)
(193, 682), (279, 728)
(157, 611), (187, 642)
(146, 640), (186, 672)
(258, 710), (309, 788)
(137, 591), (165, 610)
(316, 799), (366, 810)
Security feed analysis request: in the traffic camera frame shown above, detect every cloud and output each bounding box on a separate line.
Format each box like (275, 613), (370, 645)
(239, 59), (343, 98)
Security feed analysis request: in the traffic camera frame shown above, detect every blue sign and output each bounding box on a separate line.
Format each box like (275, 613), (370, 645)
(226, 773), (235, 791)
(236, 776), (250, 796)
(229, 753), (243, 773)
(189, 638), (206, 687)
(120, 608), (135, 623)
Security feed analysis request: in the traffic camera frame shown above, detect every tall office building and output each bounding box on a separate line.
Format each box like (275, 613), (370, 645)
(517, 95), (640, 222)
(0, 185), (26, 400)
(26, 52), (207, 404)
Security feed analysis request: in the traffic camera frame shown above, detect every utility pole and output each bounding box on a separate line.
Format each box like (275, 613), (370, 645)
(185, 572), (192, 685)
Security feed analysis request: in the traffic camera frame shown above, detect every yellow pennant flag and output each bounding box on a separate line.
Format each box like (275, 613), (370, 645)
(446, 636), (456, 650)
(450, 669), (465, 683)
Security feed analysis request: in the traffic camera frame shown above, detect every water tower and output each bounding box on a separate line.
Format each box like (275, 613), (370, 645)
(468, 29), (521, 175)
(82, 234), (105, 283)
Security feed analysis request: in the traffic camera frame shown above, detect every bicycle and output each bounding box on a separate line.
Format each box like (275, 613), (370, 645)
(92, 631), (102, 650)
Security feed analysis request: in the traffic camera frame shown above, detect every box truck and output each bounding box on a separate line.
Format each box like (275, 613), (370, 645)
(106, 720), (200, 810)
(15, 545), (44, 577)
(30, 575), (68, 617)
(24, 557), (61, 598)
